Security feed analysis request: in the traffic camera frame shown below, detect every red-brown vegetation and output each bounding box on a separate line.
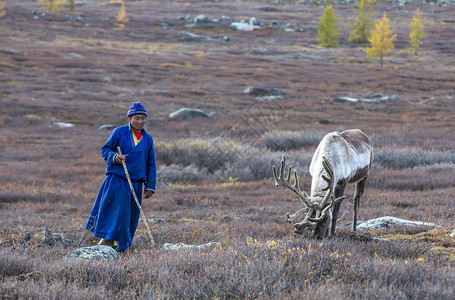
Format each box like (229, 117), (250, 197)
(1, 0), (455, 298)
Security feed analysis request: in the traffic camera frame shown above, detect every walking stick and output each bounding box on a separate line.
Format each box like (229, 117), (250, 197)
(117, 146), (155, 246)
(77, 230), (89, 247)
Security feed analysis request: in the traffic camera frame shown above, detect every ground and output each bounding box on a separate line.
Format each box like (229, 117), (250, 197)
(1, 0), (455, 298)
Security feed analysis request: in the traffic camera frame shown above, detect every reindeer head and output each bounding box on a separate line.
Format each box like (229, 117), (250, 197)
(272, 155), (345, 239)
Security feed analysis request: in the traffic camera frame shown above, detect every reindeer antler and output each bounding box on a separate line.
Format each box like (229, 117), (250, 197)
(272, 155), (312, 208)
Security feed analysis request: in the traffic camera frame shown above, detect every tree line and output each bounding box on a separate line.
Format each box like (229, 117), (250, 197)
(318, 0), (426, 66)
(1, 0), (425, 67)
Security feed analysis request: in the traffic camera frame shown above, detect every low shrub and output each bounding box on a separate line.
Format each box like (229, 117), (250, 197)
(375, 148), (455, 169)
(157, 164), (204, 186)
(155, 138), (238, 173)
(261, 130), (324, 151)
(156, 138), (313, 184)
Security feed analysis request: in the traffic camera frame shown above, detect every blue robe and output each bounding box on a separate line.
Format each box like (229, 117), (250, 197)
(86, 124), (156, 250)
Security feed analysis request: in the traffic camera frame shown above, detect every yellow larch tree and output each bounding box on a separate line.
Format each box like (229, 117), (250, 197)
(115, 0), (130, 30)
(407, 8), (426, 55)
(366, 12), (397, 66)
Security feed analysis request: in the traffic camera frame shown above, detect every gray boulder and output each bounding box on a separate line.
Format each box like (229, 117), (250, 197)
(98, 124), (115, 131)
(52, 122), (75, 128)
(450, 227), (455, 237)
(249, 17), (260, 26)
(169, 108), (211, 120)
(357, 216), (440, 230)
(244, 86), (286, 97)
(63, 245), (119, 262)
(163, 242), (221, 251)
(230, 22), (260, 31)
(194, 15), (212, 24)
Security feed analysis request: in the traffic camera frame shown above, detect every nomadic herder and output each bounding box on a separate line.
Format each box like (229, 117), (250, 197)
(85, 102), (156, 252)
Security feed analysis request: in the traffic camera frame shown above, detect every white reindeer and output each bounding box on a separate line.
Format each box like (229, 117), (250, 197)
(272, 129), (374, 239)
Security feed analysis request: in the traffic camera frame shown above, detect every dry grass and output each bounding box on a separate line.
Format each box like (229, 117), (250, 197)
(1, 0), (455, 298)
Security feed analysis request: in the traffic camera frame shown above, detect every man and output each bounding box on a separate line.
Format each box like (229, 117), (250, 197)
(85, 101), (156, 252)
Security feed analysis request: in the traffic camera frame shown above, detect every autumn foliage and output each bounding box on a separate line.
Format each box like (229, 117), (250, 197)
(407, 8), (426, 55)
(2, 0), (455, 298)
(366, 12), (397, 66)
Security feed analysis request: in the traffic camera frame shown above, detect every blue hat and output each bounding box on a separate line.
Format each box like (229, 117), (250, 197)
(127, 102), (147, 117)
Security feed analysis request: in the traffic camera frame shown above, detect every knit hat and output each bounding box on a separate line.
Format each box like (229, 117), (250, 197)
(127, 102), (147, 117)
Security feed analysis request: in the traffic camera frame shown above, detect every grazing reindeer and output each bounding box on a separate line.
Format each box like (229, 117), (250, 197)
(272, 129), (373, 239)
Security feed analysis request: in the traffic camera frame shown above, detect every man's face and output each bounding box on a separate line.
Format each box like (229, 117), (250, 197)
(129, 114), (147, 131)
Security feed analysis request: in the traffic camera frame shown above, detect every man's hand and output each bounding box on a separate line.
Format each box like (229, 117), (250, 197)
(115, 154), (126, 164)
(144, 190), (154, 199)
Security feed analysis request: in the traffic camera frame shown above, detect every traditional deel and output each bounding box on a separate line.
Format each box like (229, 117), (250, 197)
(86, 124), (156, 250)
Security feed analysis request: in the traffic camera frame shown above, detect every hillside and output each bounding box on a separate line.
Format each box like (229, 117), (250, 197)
(1, 0), (455, 298)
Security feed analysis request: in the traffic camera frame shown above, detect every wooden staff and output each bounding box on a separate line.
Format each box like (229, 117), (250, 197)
(117, 146), (155, 246)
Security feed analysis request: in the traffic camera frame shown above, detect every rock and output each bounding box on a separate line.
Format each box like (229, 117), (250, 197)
(256, 95), (283, 101)
(98, 124), (115, 131)
(244, 86), (286, 97)
(450, 227), (455, 237)
(63, 245), (119, 262)
(179, 31), (213, 41)
(163, 242), (221, 251)
(0, 48), (17, 55)
(52, 122), (75, 128)
(249, 17), (259, 26)
(194, 15), (212, 24)
(218, 16), (232, 25)
(230, 22), (260, 31)
(357, 216), (440, 230)
(169, 108), (211, 120)
(146, 217), (165, 223)
(67, 52), (84, 59)
(329, 96), (391, 104)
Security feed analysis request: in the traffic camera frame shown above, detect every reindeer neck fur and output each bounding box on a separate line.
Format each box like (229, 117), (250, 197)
(309, 129), (373, 199)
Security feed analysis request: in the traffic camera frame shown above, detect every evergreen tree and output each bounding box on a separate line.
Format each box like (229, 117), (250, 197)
(349, 0), (376, 43)
(366, 12), (397, 66)
(317, 5), (339, 48)
(407, 8), (426, 55)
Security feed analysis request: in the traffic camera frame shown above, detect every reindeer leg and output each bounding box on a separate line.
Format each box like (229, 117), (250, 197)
(352, 177), (367, 232)
(287, 207), (308, 223)
(330, 180), (346, 237)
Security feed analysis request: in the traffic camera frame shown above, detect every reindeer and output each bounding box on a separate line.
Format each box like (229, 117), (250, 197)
(272, 129), (373, 239)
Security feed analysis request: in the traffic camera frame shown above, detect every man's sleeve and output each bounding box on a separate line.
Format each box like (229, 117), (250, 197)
(145, 138), (156, 191)
(101, 129), (120, 166)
